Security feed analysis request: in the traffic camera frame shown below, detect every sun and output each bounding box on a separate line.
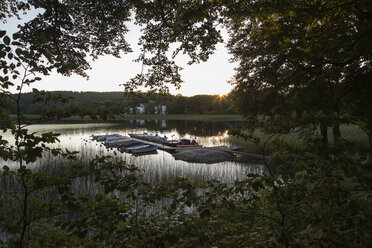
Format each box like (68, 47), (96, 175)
(218, 93), (225, 98)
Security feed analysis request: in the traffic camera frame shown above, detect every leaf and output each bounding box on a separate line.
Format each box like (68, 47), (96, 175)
(11, 41), (22, 46)
(199, 209), (211, 218)
(12, 33), (20, 39)
(349, 200), (360, 213)
(0, 30), (5, 38)
(2, 165), (10, 173)
(3, 36), (10, 45)
(15, 48), (23, 56)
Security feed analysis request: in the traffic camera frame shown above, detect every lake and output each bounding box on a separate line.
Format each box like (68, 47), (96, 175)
(1, 120), (265, 183)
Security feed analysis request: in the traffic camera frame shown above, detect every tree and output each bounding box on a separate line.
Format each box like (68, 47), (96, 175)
(344, 70), (372, 163)
(144, 99), (155, 114)
(1, 1), (372, 247)
(226, 0), (372, 146)
(12, 0), (133, 77)
(0, 1), (138, 246)
(167, 94), (187, 114)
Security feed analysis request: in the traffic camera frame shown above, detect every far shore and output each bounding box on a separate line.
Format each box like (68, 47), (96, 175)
(17, 114), (245, 122)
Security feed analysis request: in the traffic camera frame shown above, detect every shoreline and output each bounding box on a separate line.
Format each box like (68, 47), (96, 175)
(14, 114), (245, 122)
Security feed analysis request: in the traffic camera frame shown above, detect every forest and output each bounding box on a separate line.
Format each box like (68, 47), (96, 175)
(14, 91), (236, 115)
(1, 0), (372, 247)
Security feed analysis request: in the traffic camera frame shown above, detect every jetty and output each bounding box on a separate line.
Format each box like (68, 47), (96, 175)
(172, 146), (270, 164)
(130, 138), (177, 152)
(225, 150), (271, 162)
(91, 133), (271, 164)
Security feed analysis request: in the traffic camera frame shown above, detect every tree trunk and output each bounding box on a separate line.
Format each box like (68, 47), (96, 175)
(320, 122), (328, 144)
(332, 123), (341, 142)
(366, 131), (372, 164)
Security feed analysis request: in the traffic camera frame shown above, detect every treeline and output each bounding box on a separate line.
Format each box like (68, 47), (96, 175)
(16, 91), (237, 115)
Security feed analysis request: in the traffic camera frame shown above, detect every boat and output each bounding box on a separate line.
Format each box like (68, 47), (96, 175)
(117, 141), (144, 152)
(145, 134), (167, 142)
(91, 134), (121, 141)
(104, 135), (127, 141)
(104, 137), (131, 147)
(131, 145), (158, 155)
(125, 144), (150, 153)
(163, 138), (200, 147)
(128, 133), (149, 139)
(129, 133), (167, 143)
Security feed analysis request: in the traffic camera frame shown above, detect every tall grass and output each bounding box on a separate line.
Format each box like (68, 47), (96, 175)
(225, 124), (369, 155)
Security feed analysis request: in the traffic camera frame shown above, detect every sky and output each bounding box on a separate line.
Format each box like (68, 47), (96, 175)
(1, 11), (236, 97)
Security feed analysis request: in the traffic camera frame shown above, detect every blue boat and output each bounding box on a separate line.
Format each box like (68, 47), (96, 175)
(131, 145), (158, 154)
(125, 145), (149, 153)
(118, 141), (144, 152)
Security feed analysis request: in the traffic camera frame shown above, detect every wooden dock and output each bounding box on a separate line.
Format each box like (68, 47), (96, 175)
(130, 138), (177, 151)
(129, 138), (270, 162)
(225, 150), (271, 162)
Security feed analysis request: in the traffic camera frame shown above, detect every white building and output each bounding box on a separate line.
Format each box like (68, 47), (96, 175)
(154, 105), (167, 115)
(128, 104), (166, 114)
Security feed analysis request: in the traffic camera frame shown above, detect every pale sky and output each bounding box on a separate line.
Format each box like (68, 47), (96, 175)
(1, 11), (236, 97)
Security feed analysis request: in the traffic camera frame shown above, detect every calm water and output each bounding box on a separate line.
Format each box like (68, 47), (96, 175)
(0, 120), (265, 243)
(1, 120), (265, 183)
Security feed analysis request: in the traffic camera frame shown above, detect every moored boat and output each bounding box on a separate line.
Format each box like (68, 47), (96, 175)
(91, 134), (121, 141)
(118, 141), (144, 152)
(128, 133), (149, 139)
(131, 145), (158, 154)
(104, 137), (131, 147)
(119, 140), (143, 148)
(125, 145), (150, 153)
(163, 138), (200, 147)
(129, 133), (167, 143)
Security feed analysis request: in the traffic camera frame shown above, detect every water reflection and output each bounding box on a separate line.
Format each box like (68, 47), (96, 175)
(1, 121), (265, 183)
(22, 120), (244, 137)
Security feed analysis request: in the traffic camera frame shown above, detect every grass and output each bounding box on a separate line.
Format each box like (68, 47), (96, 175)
(335, 125), (368, 150)
(225, 124), (368, 155)
(118, 114), (244, 121)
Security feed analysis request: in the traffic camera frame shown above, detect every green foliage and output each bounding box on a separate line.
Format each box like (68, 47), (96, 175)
(1, 1), (372, 247)
(12, 91), (237, 116)
(15, 0), (132, 78)
(188, 137), (372, 247)
(227, 0), (372, 144)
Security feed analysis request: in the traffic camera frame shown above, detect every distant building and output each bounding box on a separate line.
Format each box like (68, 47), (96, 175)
(161, 105), (167, 115)
(154, 105), (167, 115)
(127, 104), (166, 114)
(128, 104), (145, 114)
(136, 104), (145, 114)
